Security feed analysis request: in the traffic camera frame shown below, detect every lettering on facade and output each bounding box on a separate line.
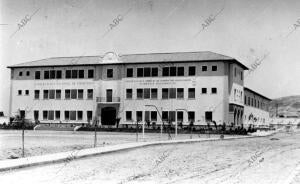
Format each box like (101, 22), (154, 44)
(34, 81), (94, 86)
(125, 78), (192, 85)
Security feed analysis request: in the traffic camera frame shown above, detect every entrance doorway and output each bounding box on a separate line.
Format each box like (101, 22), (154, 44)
(101, 107), (116, 125)
(20, 110), (25, 119)
(205, 111), (213, 122)
(106, 89), (112, 102)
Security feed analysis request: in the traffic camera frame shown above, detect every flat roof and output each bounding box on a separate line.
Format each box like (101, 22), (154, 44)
(7, 51), (249, 70)
(244, 87), (272, 101)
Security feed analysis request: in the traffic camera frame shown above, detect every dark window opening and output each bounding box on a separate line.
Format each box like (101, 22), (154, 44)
(137, 68), (143, 77)
(144, 68), (151, 77)
(188, 66), (196, 76)
(35, 71), (40, 79)
(126, 68), (133, 77)
(107, 69), (113, 78)
(177, 67), (184, 76)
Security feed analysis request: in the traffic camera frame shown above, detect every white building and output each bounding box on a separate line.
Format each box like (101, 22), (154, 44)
(7, 51), (271, 127)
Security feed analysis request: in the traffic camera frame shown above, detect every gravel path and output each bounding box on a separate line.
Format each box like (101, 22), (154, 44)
(0, 132), (299, 184)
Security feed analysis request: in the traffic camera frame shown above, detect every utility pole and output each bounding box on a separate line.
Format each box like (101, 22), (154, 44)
(94, 118), (97, 148)
(22, 117), (25, 157)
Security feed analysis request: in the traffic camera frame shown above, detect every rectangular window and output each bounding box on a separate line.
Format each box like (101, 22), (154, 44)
(126, 111), (132, 121)
(144, 68), (151, 77)
(87, 111), (93, 122)
(18, 90), (22, 95)
(241, 71), (243, 80)
(35, 71), (40, 79)
(211, 88), (217, 94)
(49, 90), (55, 99)
(202, 88), (207, 94)
(169, 88), (176, 99)
(56, 90), (61, 99)
(136, 111), (143, 122)
(126, 89), (132, 99)
(70, 111), (76, 120)
(26, 71), (30, 76)
(50, 70), (55, 79)
(44, 71), (49, 79)
(151, 68), (158, 77)
(234, 68), (237, 77)
(151, 88), (157, 99)
(162, 67), (169, 76)
(77, 111), (83, 120)
(162, 88), (169, 99)
(19, 71), (23, 76)
(169, 111), (176, 122)
(71, 89), (77, 99)
(64, 111), (69, 120)
(144, 88), (150, 99)
(177, 67), (184, 76)
(72, 70), (78, 78)
(56, 70), (62, 79)
(145, 111), (150, 122)
(177, 111), (183, 122)
(78, 70), (84, 78)
(137, 89), (143, 99)
(78, 89), (83, 99)
(48, 111), (54, 120)
(188, 111), (195, 122)
(151, 111), (157, 121)
(87, 89), (93, 99)
(162, 111), (168, 121)
(244, 96), (247, 105)
(25, 90), (29, 95)
(65, 89), (71, 99)
(55, 111), (60, 120)
(177, 88), (184, 99)
(88, 69), (94, 78)
(212, 65), (217, 71)
(107, 69), (113, 78)
(126, 68), (133, 77)
(43, 111), (48, 120)
(188, 88), (195, 99)
(34, 90), (40, 99)
(66, 70), (71, 79)
(137, 68), (143, 77)
(43, 90), (49, 99)
(189, 66), (196, 76)
(34, 111), (39, 120)
(170, 67), (177, 76)
(202, 66), (207, 71)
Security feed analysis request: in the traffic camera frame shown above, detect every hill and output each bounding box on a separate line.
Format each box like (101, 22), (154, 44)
(269, 95), (300, 118)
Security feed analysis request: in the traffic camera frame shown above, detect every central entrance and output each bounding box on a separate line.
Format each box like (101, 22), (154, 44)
(101, 107), (117, 125)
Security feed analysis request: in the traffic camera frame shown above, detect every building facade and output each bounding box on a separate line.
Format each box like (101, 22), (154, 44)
(7, 51), (270, 127)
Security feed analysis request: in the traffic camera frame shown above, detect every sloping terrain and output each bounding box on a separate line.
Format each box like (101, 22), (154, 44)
(269, 95), (300, 118)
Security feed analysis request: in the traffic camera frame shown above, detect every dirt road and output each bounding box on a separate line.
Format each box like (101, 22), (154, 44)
(0, 132), (299, 184)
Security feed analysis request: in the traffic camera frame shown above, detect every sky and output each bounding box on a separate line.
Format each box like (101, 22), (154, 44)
(0, 0), (300, 115)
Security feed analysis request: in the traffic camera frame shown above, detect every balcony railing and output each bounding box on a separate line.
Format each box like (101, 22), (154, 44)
(96, 97), (121, 103)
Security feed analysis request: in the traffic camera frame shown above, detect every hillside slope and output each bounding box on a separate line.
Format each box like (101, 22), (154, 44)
(269, 95), (300, 118)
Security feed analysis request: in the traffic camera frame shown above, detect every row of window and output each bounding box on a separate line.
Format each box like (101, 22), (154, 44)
(36, 110), (93, 121)
(33, 89), (94, 100)
(126, 88), (217, 100)
(244, 96), (265, 109)
(125, 111), (195, 122)
(18, 90), (29, 96)
(126, 65), (218, 78)
(21, 70), (95, 79)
